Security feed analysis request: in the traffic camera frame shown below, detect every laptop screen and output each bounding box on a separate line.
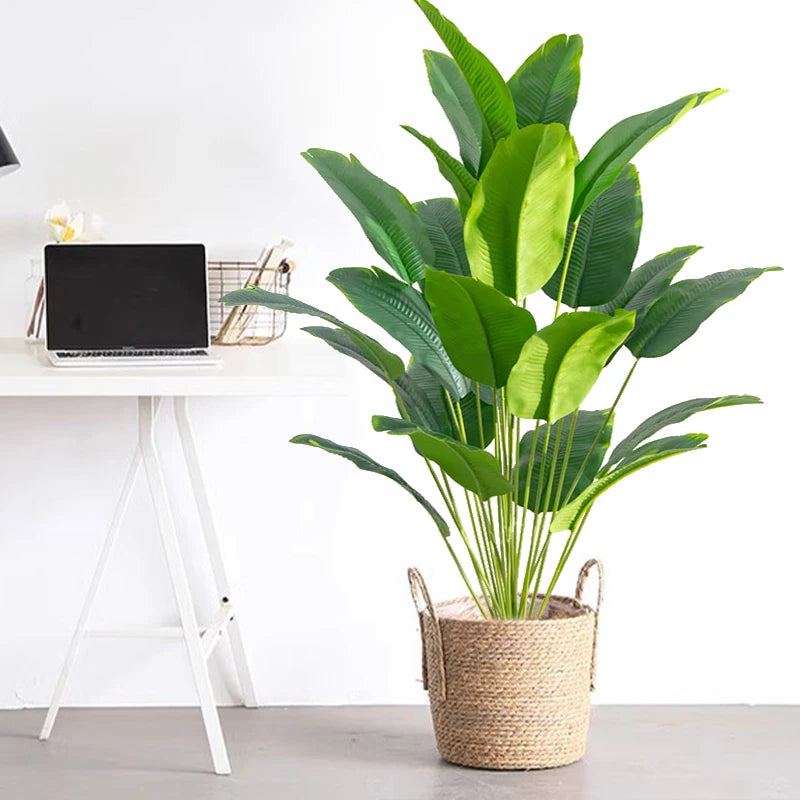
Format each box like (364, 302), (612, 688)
(45, 244), (210, 350)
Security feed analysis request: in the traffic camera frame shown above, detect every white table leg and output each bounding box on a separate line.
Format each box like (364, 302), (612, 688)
(39, 398), (162, 741)
(174, 395), (258, 708)
(39, 396), (251, 776)
(138, 396), (231, 776)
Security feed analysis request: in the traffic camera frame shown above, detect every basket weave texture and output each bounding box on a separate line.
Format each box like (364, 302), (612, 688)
(409, 560), (603, 770)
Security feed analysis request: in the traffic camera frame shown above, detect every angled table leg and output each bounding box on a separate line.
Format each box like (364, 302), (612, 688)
(39, 398), (162, 741)
(137, 396), (231, 775)
(174, 395), (258, 707)
(39, 395), (254, 776)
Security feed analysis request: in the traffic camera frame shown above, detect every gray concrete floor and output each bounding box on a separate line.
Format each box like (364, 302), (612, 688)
(0, 705), (797, 799)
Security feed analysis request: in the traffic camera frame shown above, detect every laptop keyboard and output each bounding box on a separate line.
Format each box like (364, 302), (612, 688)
(56, 349), (209, 358)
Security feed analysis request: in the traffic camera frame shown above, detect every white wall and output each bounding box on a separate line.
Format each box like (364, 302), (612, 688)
(0, 0), (796, 708)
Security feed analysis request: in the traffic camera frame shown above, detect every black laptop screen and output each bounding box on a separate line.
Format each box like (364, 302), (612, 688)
(45, 244), (209, 350)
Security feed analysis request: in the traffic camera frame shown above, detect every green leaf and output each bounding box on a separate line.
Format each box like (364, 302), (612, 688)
(395, 362), (455, 435)
(414, 198), (471, 277)
(394, 365), (495, 446)
(424, 50), (483, 175)
(327, 267), (469, 397)
(302, 148), (433, 284)
(593, 245), (702, 316)
(516, 409), (613, 512)
(402, 125), (477, 212)
(544, 164), (642, 307)
(507, 310), (635, 421)
(372, 415), (511, 500)
(425, 269), (537, 387)
(627, 267), (781, 358)
(614, 433), (709, 470)
(508, 34), (583, 128)
(606, 394), (761, 468)
(411, 0), (517, 148)
(290, 434), (450, 538)
(549, 437), (708, 533)
(458, 387), (496, 448)
(571, 89), (726, 218)
(221, 288), (404, 381)
(302, 325), (405, 382)
(465, 123), (577, 301)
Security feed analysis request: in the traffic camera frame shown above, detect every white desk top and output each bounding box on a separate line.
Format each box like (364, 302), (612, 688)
(0, 337), (346, 397)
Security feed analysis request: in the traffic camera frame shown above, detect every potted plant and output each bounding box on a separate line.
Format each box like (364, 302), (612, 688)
(225, 0), (778, 770)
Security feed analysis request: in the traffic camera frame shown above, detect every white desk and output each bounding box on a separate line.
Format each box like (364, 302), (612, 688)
(0, 337), (343, 775)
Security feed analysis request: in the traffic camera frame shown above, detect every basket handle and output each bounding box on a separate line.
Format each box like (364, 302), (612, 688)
(407, 567), (446, 702)
(575, 559), (604, 692)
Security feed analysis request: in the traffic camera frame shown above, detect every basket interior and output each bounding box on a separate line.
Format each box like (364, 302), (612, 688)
(435, 594), (591, 622)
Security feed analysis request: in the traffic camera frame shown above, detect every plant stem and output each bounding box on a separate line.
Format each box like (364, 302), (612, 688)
(538, 504), (593, 616)
(421, 458), (487, 617)
(475, 383), (485, 449)
(517, 421), (540, 555)
(553, 216), (581, 319)
(564, 359), (639, 505)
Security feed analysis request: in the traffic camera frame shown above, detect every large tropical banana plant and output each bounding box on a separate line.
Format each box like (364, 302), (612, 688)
(224, 0), (779, 619)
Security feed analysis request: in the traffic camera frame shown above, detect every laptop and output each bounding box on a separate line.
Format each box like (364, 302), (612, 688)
(45, 243), (220, 367)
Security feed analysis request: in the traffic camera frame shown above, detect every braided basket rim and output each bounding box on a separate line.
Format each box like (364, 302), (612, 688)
(423, 593), (594, 628)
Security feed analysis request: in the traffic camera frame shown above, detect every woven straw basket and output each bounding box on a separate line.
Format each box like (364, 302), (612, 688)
(408, 559), (603, 770)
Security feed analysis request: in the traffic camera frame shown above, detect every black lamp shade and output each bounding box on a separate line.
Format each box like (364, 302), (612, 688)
(0, 126), (20, 177)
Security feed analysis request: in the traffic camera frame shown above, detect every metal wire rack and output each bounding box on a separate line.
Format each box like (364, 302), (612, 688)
(207, 243), (293, 346)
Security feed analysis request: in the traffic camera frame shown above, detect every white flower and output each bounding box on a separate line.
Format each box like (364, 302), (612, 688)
(45, 203), (104, 243)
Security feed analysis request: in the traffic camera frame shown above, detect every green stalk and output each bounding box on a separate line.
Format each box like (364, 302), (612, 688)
(528, 532), (552, 617)
(517, 421), (541, 556)
(526, 411), (578, 616)
(553, 216), (581, 319)
(465, 490), (500, 614)
(444, 392), (466, 443)
(439, 469), (492, 605)
(478, 503), (502, 600)
(523, 418), (563, 613)
(422, 459), (487, 617)
(537, 504), (594, 616)
(564, 359), (639, 505)
(520, 422), (551, 594)
(474, 384), (485, 449)
(551, 410), (579, 513)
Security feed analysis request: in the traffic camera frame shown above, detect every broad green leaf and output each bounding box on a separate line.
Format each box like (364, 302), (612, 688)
(424, 269), (537, 387)
(550, 438), (708, 533)
(302, 149), (433, 284)
(425, 50), (483, 175)
(593, 245), (701, 316)
(222, 287), (404, 381)
(395, 365), (495, 446)
(411, 0), (517, 147)
(606, 394), (761, 468)
(508, 310), (635, 421)
(508, 34), (583, 128)
(402, 125), (476, 212)
(327, 267), (469, 397)
(465, 123), (577, 301)
(414, 198), (470, 277)
(373, 415), (511, 499)
(571, 89), (726, 218)
(627, 267), (781, 358)
(614, 433), (709, 470)
(516, 409), (612, 512)
(302, 325), (405, 383)
(544, 164), (642, 307)
(395, 363), (455, 435)
(290, 434), (450, 538)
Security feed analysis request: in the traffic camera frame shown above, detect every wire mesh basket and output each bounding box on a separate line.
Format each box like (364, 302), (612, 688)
(208, 241), (293, 346)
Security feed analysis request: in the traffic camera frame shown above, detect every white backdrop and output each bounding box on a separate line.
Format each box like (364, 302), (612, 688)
(0, 0), (796, 708)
